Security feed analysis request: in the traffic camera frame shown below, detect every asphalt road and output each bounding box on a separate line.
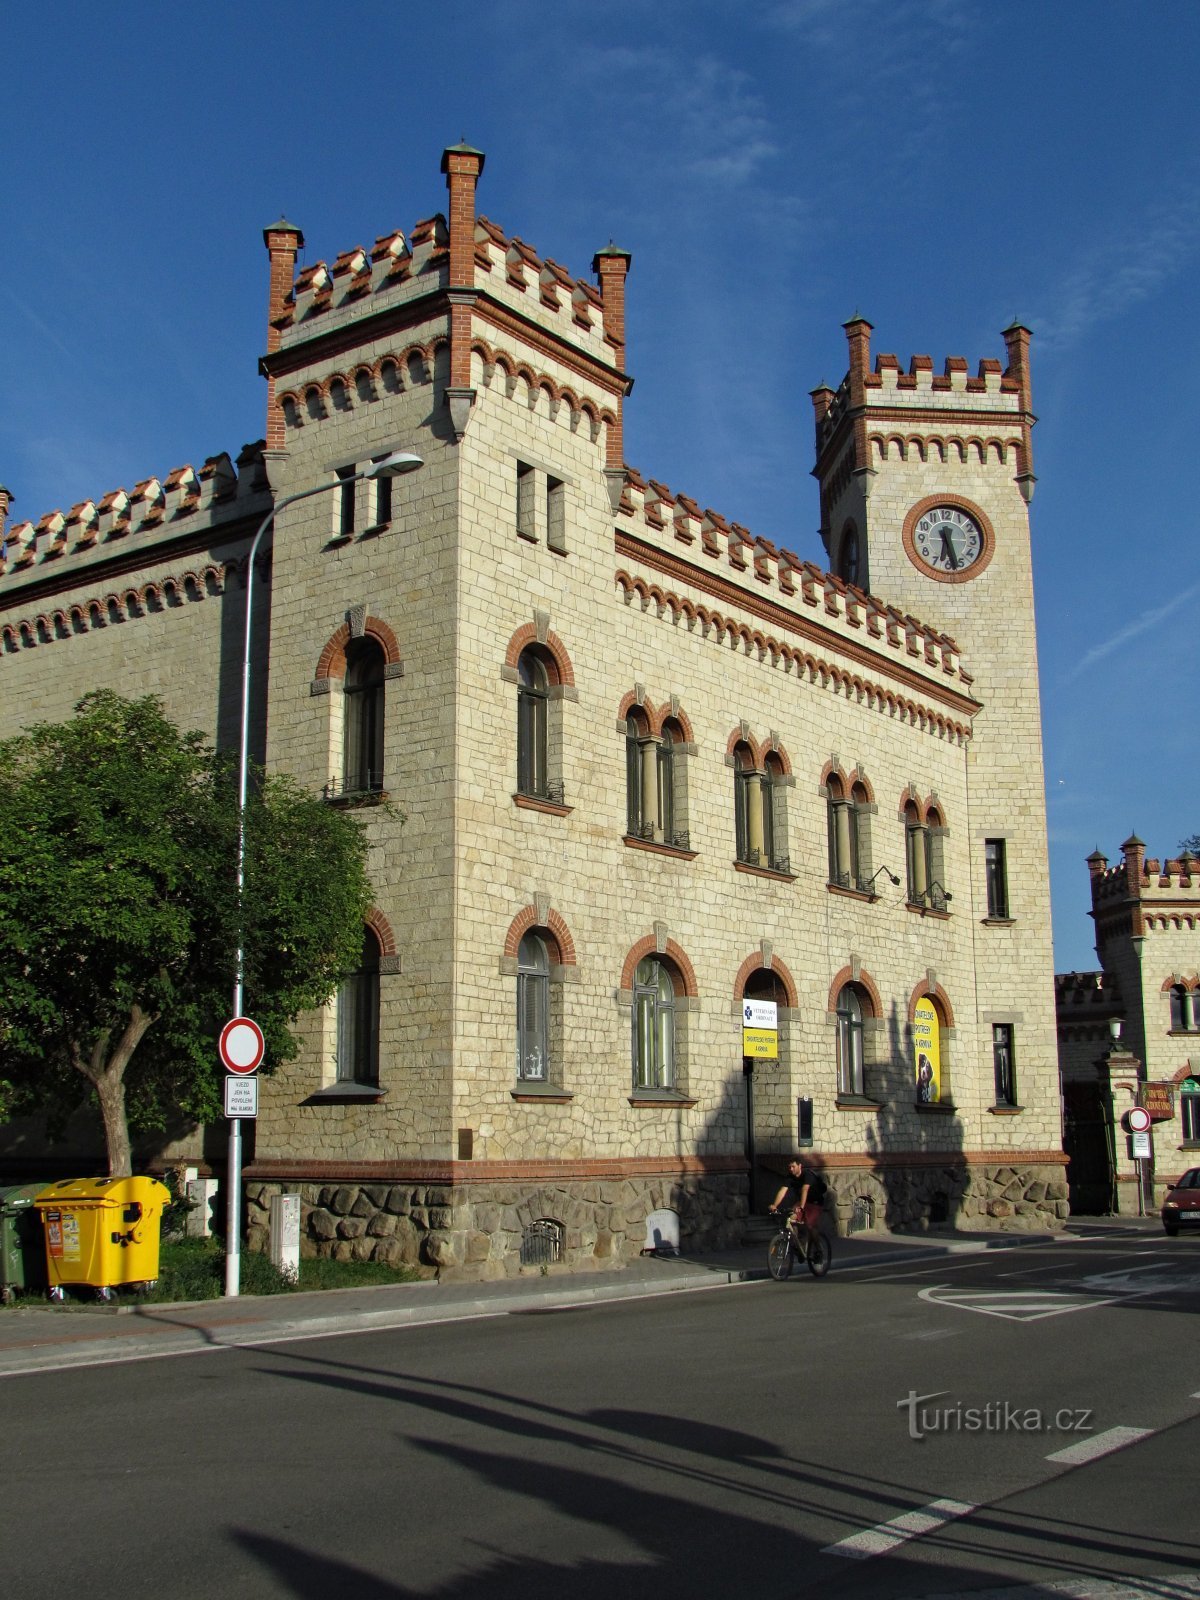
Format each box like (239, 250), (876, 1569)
(5, 1232), (1199, 1599)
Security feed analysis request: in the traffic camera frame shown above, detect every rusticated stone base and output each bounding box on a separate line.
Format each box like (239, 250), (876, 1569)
(243, 1172), (749, 1280)
(826, 1162), (1068, 1235)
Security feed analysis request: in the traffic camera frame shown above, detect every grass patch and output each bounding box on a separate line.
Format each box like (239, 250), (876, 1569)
(147, 1239), (423, 1301)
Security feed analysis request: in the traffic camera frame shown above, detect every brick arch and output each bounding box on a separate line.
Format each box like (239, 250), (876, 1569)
(655, 703), (695, 743)
(502, 905), (577, 966)
(316, 615), (402, 680)
(1160, 974), (1200, 993)
(898, 786), (923, 820)
(827, 965), (883, 1018)
(726, 727), (762, 765)
(761, 737), (792, 777)
(364, 907), (397, 958)
(849, 768), (876, 805)
(620, 936), (698, 998)
(908, 980), (956, 1029)
(1171, 1064), (1200, 1085)
(733, 952), (798, 1009)
(504, 623), (575, 688)
(820, 759), (847, 791)
(617, 688), (648, 723)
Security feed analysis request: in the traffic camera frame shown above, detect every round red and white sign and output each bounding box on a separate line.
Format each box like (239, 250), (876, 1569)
(219, 1017), (265, 1075)
(1127, 1105), (1152, 1133)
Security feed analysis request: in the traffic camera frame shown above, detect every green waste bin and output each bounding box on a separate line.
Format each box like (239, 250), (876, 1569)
(0, 1184), (52, 1303)
(35, 1176), (171, 1302)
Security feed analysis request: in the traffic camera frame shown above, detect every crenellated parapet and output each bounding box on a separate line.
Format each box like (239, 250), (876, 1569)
(0, 442), (269, 608)
(1087, 837), (1200, 944)
(1054, 969), (1123, 1045)
(612, 465), (977, 742)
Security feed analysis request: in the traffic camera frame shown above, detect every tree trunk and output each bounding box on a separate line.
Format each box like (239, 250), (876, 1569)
(71, 1004), (157, 1178)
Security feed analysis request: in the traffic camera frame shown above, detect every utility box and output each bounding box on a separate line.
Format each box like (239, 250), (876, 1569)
(185, 1177), (220, 1239)
(35, 1176), (171, 1301)
(269, 1193), (301, 1282)
(0, 1184), (52, 1302)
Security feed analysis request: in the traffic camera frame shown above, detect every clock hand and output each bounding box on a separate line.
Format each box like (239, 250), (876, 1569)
(939, 528), (959, 569)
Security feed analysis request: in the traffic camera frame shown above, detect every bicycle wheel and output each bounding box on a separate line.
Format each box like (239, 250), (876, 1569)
(806, 1230), (832, 1278)
(767, 1230), (793, 1281)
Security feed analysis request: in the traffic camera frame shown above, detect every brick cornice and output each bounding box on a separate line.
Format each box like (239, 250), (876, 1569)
(615, 530), (980, 720)
(244, 1154), (749, 1184)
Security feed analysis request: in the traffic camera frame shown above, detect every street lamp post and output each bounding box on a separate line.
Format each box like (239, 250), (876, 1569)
(224, 449), (423, 1297)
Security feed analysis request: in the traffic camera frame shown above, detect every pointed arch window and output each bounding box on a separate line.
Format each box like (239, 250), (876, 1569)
(343, 638), (385, 796)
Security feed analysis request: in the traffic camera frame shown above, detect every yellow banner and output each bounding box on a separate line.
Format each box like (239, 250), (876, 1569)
(742, 1027), (778, 1059)
(913, 998), (941, 1103)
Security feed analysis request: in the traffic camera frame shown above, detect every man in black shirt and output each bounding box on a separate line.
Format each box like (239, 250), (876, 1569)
(769, 1158), (827, 1240)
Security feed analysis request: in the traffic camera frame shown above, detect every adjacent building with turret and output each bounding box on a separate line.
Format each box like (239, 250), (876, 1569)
(0, 145), (1068, 1272)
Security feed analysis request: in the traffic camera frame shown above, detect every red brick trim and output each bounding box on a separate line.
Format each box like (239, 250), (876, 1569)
(827, 965), (883, 1017)
(620, 936), (698, 998)
(1171, 1064), (1199, 1085)
(365, 906), (397, 958)
(244, 1154), (749, 1184)
(908, 981), (955, 1029)
(1160, 975), (1200, 993)
(504, 623), (575, 687)
(316, 615), (402, 680)
(502, 905), (577, 965)
(733, 952), (798, 1008)
(901, 494), (997, 585)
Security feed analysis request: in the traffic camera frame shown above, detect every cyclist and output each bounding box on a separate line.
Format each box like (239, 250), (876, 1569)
(769, 1157), (828, 1256)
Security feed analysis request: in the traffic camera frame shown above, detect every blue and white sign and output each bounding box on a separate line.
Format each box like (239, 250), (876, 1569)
(743, 999), (778, 1029)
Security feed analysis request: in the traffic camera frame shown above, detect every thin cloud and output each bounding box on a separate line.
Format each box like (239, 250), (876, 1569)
(1064, 580), (1200, 681)
(4, 285), (75, 361)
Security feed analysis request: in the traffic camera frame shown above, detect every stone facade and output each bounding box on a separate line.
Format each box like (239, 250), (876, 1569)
(1057, 838), (1200, 1215)
(0, 144), (1067, 1270)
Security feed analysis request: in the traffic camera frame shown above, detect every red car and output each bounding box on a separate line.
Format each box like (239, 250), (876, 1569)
(1162, 1167), (1200, 1235)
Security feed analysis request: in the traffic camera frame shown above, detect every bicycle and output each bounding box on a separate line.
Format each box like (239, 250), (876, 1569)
(767, 1210), (832, 1279)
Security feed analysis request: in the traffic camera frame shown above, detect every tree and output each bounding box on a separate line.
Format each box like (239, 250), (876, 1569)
(1180, 834), (1200, 857)
(0, 691), (374, 1175)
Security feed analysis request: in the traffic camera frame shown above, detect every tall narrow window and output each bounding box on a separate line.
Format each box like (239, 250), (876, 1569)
(657, 724), (676, 843)
(546, 475), (566, 553)
(516, 462), (535, 539)
(925, 806), (948, 910)
(343, 639), (385, 795)
(373, 463), (392, 527)
(828, 777), (853, 888)
(734, 742), (760, 865)
(1169, 985), (1196, 1032)
(633, 957), (676, 1089)
(836, 985), (865, 1097)
(992, 1024), (1016, 1106)
(1182, 1081), (1200, 1141)
(337, 927), (381, 1084)
(517, 650), (549, 798)
(764, 752), (788, 872)
(517, 932), (550, 1081)
(626, 710), (654, 838)
(985, 838), (1009, 919)
(336, 466), (356, 538)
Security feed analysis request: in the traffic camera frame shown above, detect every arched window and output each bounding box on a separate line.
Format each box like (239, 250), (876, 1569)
(1170, 985), (1196, 1033)
(659, 718), (682, 845)
(337, 926), (381, 1085)
(763, 752), (788, 873)
(904, 801), (927, 906)
(517, 648), (550, 799)
(836, 984), (866, 1097)
(517, 932), (550, 1080)
(733, 742), (758, 865)
(827, 775), (858, 889)
(626, 708), (653, 838)
(343, 638), (385, 796)
(633, 956), (677, 1090)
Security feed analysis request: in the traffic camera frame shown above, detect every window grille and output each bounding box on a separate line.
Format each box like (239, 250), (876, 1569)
(520, 1219), (563, 1267)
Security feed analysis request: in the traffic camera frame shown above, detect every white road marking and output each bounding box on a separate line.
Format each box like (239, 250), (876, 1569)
(917, 1284), (1116, 1322)
(823, 1497), (976, 1560)
(1045, 1425), (1152, 1465)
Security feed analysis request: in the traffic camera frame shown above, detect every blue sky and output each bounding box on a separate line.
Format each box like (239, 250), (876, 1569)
(3, 0), (1198, 971)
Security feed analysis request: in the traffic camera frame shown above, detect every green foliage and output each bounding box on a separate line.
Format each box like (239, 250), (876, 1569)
(1180, 834), (1200, 857)
(0, 691), (375, 1171)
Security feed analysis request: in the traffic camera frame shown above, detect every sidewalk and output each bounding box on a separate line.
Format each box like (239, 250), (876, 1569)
(0, 1216), (1162, 1378)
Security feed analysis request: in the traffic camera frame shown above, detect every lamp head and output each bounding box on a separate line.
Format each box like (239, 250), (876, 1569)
(367, 450), (424, 478)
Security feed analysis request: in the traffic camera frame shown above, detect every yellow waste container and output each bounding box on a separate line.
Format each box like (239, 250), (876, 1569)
(35, 1176), (171, 1301)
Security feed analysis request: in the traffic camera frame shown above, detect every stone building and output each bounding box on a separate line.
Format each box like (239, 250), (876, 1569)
(1057, 838), (1200, 1216)
(0, 144), (1068, 1272)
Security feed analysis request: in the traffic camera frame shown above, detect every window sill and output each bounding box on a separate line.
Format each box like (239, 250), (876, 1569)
(981, 916), (1015, 927)
(511, 1083), (574, 1103)
(628, 1089), (697, 1108)
(826, 882), (878, 904)
(358, 521), (392, 541)
(915, 1099), (957, 1115)
(513, 792), (572, 817)
(324, 788), (390, 809)
(623, 835), (698, 861)
(1179, 1141), (1200, 1150)
(1168, 1029), (1200, 1038)
(304, 1082), (387, 1104)
(988, 1103), (1023, 1115)
(733, 859), (796, 883)
(835, 1095), (883, 1111)
(906, 902), (951, 920)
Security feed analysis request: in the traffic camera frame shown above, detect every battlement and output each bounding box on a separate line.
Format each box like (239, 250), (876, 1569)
(1055, 970), (1120, 1013)
(813, 320), (1035, 492)
(1088, 837), (1200, 906)
(614, 466), (977, 736)
(0, 443), (269, 595)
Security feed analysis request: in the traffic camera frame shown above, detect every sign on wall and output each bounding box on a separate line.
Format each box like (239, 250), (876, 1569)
(742, 998), (778, 1059)
(1140, 1081), (1175, 1121)
(913, 998), (941, 1104)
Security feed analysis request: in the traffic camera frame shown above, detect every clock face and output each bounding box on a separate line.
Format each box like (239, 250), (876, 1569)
(912, 507), (983, 573)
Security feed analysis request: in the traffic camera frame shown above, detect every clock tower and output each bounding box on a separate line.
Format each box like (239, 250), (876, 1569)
(811, 317), (1057, 1111)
